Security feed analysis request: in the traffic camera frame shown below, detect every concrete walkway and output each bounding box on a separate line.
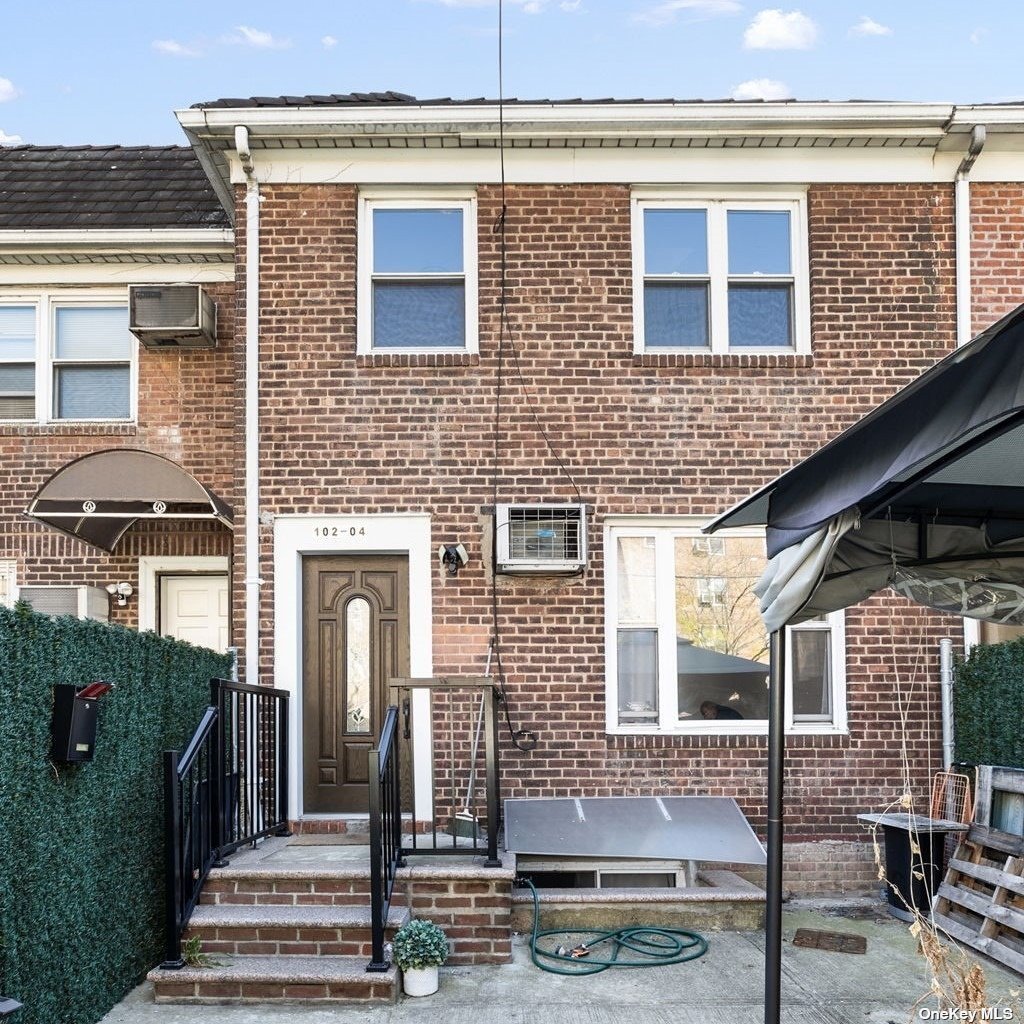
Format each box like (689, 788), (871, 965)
(101, 904), (1021, 1024)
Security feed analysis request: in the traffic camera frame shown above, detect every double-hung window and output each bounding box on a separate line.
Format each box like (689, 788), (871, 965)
(358, 194), (478, 353)
(0, 295), (134, 423)
(633, 195), (809, 353)
(606, 520), (845, 734)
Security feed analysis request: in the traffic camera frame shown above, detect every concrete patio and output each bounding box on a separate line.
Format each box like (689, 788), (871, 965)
(102, 901), (1021, 1024)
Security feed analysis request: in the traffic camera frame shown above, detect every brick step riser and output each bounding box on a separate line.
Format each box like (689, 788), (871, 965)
(201, 880), (407, 907)
(184, 923), (400, 959)
(153, 979), (395, 1004)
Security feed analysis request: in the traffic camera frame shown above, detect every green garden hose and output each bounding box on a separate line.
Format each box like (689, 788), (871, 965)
(520, 878), (709, 975)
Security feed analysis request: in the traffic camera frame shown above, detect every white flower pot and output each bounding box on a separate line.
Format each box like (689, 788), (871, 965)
(402, 965), (439, 997)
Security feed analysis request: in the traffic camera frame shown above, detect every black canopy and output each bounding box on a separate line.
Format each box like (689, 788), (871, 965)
(26, 449), (233, 552)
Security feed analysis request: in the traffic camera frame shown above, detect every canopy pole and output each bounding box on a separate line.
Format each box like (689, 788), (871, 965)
(765, 628), (786, 1024)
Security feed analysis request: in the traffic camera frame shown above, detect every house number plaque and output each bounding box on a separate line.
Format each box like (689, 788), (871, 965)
(313, 526), (367, 538)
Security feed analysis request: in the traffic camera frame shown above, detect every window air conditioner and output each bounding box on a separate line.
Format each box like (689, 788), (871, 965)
(495, 503), (587, 575)
(19, 586), (110, 623)
(128, 285), (217, 350)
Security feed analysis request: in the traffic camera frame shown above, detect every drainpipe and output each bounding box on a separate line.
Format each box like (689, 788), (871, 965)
(236, 125), (262, 684)
(954, 125), (987, 347)
(939, 638), (955, 769)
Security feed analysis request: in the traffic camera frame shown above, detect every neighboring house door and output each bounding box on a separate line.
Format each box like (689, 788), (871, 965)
(302, 555), (409, 814)
(160, 574), (229, 652)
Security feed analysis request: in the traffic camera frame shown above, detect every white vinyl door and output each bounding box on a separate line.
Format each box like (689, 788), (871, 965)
(160, 574), (229, 652)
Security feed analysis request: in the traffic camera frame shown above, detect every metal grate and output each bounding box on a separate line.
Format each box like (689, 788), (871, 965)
(507, 506), (583, 561)
(930, 769), (974, 825)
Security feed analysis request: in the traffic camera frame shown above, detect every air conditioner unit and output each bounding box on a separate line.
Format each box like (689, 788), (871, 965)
(495, 503), (587, 575)
(19, 586), (110, 623)
(128, 284), (217, 350)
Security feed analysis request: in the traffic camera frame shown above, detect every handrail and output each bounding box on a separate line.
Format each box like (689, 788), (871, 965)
(161, 678), (289, 969)
(367, 705), (402, 972)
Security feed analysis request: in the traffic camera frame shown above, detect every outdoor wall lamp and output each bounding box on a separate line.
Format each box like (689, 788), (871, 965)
(438, 543), (469, 576)
(105, 581), (134, 607)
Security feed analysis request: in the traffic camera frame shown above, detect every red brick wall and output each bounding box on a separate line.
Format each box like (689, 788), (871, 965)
(971, 184), (1024, 331)
(0, 280), (236, 628)
(241, 181), (964, 842)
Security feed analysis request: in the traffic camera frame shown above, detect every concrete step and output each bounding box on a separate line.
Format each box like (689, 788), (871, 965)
(186, 902), (409, 958)
(149, 955), (398, 1005)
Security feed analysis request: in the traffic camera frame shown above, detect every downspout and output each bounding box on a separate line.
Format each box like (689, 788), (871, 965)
(939, 638), (955, 769)
(954, 124), (986, 347)
(236, 125), (262, 684)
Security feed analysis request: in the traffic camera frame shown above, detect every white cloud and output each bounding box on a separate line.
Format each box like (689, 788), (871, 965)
(850, 15), (890, 37)
(226, 25), (292, 49)
(731, 78), (791, 100)
(560, 0), (582, 9)
(0, 128), (22, 145)
(743, 9), (817, 49)
(152, 39), (204, 58)
(321, 34), (338, 48)
(970, 27), (987, 45)
(634, 1), (743, 27)
(0, 78), (19, 103)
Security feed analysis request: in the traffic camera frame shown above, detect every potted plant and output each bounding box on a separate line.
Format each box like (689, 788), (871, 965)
(392, 918), (449, 996)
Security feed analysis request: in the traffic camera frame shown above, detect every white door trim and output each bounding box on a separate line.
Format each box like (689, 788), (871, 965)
(272, 513), (434, 821)
(138, 555), (230, 634)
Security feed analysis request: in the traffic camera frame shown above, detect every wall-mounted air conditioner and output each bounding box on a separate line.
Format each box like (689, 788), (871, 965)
(495, 503), (587, 575)
(19, 586), (110, 623)
(128, 284), (217, 350)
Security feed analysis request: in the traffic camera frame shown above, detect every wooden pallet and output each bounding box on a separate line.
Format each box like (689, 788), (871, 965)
(933, 823), (1024, 976)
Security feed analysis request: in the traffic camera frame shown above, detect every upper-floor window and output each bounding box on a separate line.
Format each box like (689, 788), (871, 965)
(606, 519), (845, 735)
(357, 194), (478, 354)
(0, 294), (135, 423)
(632, 195), (809, 354)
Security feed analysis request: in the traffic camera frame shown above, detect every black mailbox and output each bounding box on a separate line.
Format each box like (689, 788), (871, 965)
(51, 683), (112, 762)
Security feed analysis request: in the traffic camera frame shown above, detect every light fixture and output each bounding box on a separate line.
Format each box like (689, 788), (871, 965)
(438, 543), (469, 577)
(105, 581), (134, 607)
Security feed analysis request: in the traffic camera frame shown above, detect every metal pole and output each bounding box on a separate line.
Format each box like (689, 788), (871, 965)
(367, 747), (389, 972)
(483, 685), (502, 867)
(764, 629), (786, 1024)
(939, 638), (955, 769)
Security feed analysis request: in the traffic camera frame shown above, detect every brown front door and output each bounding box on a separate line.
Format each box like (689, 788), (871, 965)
(302, 555), (409, 813)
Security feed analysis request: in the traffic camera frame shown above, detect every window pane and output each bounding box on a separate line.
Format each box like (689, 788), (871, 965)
(373, 208), (464, 274)
(675, 535), (769, 722)
(0, 397), (33, 419)
(728, 283), (793, 348)
(346, 598), (371, 734)
(0, 306), (35, 360)
(0, 364), (34, 393)
(643, 209), (708, 275)
(54, 365), (130, 419)
(791, 628), (832, 718)
(727, 210), (791, 275)
(617, 629), (658, 725)
(55, 307), (133, 360)
(372, 280), (465, 349)
(644, 282), (709, 348)
(617, 536), (656, 624)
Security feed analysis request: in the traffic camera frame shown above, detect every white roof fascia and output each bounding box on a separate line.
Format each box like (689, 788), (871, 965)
(0, 227), (234, 254)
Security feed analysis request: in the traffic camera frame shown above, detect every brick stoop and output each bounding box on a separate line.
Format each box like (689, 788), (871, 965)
(148, 956), (398, 1005)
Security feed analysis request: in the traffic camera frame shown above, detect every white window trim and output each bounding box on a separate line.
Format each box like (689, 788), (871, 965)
(0, 289), (138, 424)
(631, 192), (810, 356)
(604, 516), (846, 736)
(356, 191), (479, 355)
(0, 559), (17, 607)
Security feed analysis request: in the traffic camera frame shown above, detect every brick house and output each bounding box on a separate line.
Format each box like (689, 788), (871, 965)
(4, 96), (1023, 894)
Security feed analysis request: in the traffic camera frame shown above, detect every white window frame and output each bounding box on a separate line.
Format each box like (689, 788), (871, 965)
(604, 517), (846, 736)
(357, 190), (478, 355)
(0, 559), (17, 607)
(0, 290), (137, 424)
(631, 191), (810, 355)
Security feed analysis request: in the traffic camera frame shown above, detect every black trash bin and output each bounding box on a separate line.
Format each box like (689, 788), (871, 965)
(857, 813), (969, 921)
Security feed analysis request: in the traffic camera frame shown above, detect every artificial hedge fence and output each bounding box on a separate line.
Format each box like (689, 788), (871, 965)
(0, 603), (231, 1024)
(954, 635), (1024, 770)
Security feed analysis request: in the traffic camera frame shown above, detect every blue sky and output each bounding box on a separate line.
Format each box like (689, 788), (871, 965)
(1, 1), (1022, 146)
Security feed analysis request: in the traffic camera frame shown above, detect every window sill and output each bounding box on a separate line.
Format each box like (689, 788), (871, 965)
(607, 729), (850, 749)
(0, 421), (137, 437)
(606, 724), (849, 740)
(633, 352), (814, 369)
(356, 351), (481, 368)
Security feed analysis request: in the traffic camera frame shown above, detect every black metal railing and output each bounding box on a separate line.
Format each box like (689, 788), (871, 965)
(367, 706), (403, 972)
(161, 677), (289, 968)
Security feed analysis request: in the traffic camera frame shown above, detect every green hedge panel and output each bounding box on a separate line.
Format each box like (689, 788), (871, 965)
(0, 604), (232, 1024)
(953, 636), (1024, 769)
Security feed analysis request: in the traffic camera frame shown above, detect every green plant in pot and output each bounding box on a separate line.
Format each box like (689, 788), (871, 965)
(392, 918), (449, 996)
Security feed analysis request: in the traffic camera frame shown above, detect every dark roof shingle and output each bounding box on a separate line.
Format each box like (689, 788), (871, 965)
(0, 145), (230, 230)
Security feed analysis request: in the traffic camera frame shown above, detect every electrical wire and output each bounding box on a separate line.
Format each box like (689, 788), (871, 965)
(520, 878), (709, 975)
